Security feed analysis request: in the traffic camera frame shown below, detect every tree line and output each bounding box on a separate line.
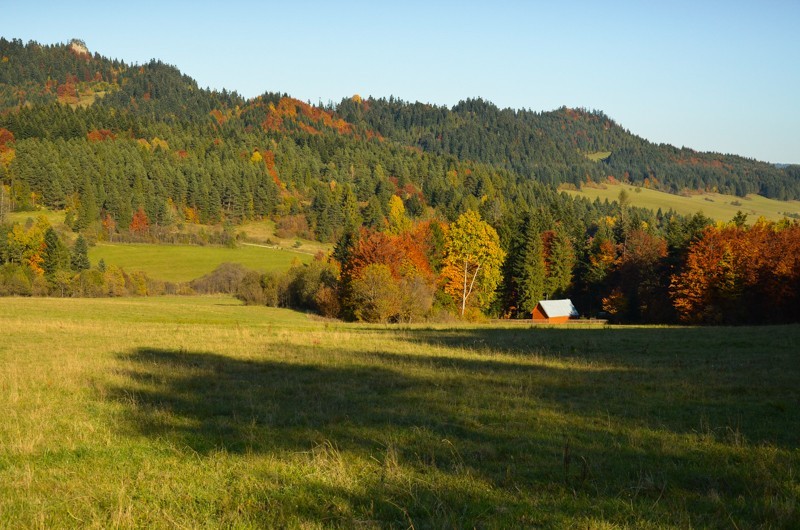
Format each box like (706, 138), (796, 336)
(2, 38), (799, 324)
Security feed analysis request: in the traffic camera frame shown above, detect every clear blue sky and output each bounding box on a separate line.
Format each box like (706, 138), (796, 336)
(3, 1), (799, 163)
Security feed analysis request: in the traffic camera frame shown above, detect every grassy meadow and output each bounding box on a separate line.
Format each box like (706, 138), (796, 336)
(0, 296), (797, 528)
(6, 209), (66, 228)
(236, 219), (332, 256)
(563, 182), (800, 223)
(89, 243), (311, 282)
(6, 210), (323, 282)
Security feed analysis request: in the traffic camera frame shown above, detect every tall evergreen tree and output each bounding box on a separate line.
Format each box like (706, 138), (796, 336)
(543, 227), (575, 299)
(516, 216), (547, 316)
(70, 234), (90, 271)
(42, 227), (69, 278)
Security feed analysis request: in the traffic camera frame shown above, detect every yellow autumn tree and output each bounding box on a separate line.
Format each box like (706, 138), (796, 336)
(5, 215), (50, 276)
(441, 210), (506, 317)
(387, 195), (412, 234)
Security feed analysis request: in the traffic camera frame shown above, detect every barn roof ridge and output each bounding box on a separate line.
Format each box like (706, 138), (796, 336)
(536, 299), (579, 318)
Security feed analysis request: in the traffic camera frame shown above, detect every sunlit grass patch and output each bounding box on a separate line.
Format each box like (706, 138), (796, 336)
(0, 296), (797, 527)
(89, 243), (311, 282)
(563, 181), (800, 223)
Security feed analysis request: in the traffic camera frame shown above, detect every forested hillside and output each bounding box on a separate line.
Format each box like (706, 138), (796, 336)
(335, 96), (800, 199)
(2, 37), (799, 324)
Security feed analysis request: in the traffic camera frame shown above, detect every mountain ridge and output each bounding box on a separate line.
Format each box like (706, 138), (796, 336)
(1, 35), (798, 230)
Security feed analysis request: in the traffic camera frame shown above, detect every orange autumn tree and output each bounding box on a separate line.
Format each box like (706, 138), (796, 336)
(341, 223), (437, 322)
(670, 220), (800, 324)
(5, 215), (49, 276)
(129, 207), (150, 236)
(0, 128), (14, 173)
(101, 213), (117, 241)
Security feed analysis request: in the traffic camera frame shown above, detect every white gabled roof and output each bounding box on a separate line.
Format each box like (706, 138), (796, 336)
(537, 299), (579, 318)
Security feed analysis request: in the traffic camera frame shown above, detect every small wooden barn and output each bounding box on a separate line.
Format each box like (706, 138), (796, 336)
(532, 299), (579, 324)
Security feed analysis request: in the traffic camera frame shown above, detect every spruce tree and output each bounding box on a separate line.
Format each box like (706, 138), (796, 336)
(543, 227), (575, 299)
(515, 215), (547, 316)
(71, 235), (91, 272)
(42, 227), (69, 278)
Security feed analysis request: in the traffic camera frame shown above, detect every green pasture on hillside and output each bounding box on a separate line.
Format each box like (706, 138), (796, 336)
(236, 219), (332, 255)
(584, 151), (612, 162)
(5, 209), (66, 227)
(89, 243), (311, 282)
(0, 296), (797, 528)
(563, 182), (800, 223)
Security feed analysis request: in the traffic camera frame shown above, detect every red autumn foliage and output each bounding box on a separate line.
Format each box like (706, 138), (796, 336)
(209, 109), (227, 126)
(671, 221), (800, 324)
(0, 128), (14, 147)
(87, 129), (116, 142)
(672, 154), (732, 170)
(56, 82), (79, 104)
(621, 229), (667, 267)
(129, 207), (150, 234)
(261, 149), (284, 188)
(261, 97), (354, 136)
(347, 225), (435, 284)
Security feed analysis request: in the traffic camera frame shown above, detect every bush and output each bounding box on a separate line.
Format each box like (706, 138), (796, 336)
(261, 271), (291, 307)
(0, 263), (33, 295)
(398, 273), (435, 323)
(72, 269), (106, 297)
(287, 260), (338, 311)
(190, 263), (251, 294)
(235, 271), (268, 305)
(275, 215), (313, 240)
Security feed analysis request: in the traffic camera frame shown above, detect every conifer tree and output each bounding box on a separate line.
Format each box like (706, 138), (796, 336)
(70, 234), (90, 272)
(516, 216), (547, 315)
(42, 227), (69, 279)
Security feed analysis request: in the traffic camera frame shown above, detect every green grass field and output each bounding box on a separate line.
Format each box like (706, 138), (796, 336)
(5, 209), (66, 227)
(584, 151), (612, 162)
(89, 243), (311, 282)
(563, 182), (800, 223)
(0, 296), (797, 528)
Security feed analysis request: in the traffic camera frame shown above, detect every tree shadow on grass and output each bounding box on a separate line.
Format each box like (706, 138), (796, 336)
(395, 325), (800, 449)
(108, 346), (539, 526)
(111, 347), (425, 455)
(107, 342), (798, 527)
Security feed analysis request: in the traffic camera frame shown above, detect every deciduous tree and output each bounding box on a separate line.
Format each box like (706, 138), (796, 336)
(351, 263), (401, 323)
(129, 207), (150, 235)
(441, 210), (505, 317)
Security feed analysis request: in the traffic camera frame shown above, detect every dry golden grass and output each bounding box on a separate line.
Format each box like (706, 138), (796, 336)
(563, 181), (800, 223)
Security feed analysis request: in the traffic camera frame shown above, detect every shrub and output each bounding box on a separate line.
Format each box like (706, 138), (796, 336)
(275, 215), (313, 240)
(190, 263), (251, 294)
(235, 271), (268, 306)
(0, 263), (33, 295)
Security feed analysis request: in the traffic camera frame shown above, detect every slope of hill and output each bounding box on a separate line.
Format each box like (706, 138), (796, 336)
(562, 182), (800, 223)
(335, 96), (800, 199)
(2, 36), (798, 213)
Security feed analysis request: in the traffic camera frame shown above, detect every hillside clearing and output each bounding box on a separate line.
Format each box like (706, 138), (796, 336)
(563, 182), (800, 223)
